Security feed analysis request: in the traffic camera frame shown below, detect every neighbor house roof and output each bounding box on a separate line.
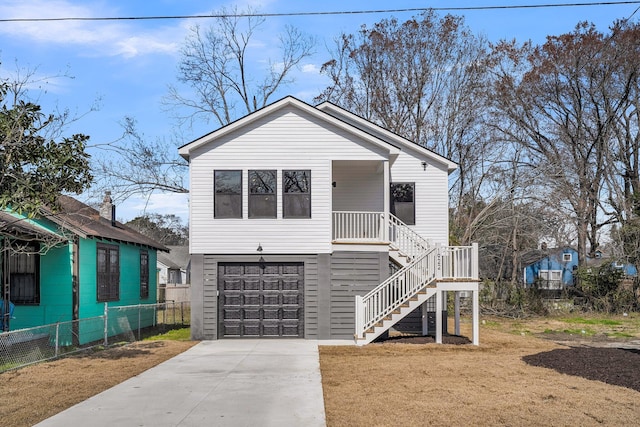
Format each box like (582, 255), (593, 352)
(158, 245), (190, 269)
(1, 195), (169, 252)
(178, 96), (458, 172)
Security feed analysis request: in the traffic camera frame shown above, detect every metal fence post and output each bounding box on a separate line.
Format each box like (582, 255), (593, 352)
(55, 323), (59, 358)
(103, 302), (108, 346)
(137, 304), (142, 341)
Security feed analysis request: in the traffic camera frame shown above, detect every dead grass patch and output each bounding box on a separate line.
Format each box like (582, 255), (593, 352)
(0, 340), (197, 427)
(320, 326), (640, 426)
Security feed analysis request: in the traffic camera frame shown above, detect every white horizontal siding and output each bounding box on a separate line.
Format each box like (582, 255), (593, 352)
(332, 161), (383, 212)
(189, 106), (388, 255)
(390, 148), (450, 245)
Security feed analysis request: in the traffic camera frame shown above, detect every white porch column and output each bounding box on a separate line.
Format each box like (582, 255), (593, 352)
(454, 291), (461, 336)
(383, 160), (390, 242)
(421, 301), (429, 336)
(472, 288), (480, 345)
(435, 290), (443, 344)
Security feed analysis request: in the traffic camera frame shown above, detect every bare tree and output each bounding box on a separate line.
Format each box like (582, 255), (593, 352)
(490, 22), (635, 266)
(314, 11), (496, 244)
(164, 6), (315, 128)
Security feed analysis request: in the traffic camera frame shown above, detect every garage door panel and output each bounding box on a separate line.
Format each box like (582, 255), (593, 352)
(243, 279), (260, 291)
(262, 278), (280, 291)
(219, 262), (304, 338)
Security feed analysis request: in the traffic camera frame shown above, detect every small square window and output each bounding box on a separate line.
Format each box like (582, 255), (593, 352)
(562, 253), (572, 262)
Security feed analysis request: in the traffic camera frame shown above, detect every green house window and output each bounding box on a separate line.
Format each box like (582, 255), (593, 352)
(97, 243), (119, 302)
(9, 242), (40, 305)
(140, 250), (149, 299)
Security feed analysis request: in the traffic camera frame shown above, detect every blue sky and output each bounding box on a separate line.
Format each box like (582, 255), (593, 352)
(0, 0), (638, 222)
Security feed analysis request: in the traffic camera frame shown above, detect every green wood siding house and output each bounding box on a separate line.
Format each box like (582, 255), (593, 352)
(1, 193), (167, 343)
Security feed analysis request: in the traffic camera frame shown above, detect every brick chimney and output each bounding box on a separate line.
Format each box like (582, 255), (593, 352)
(100, 191), (116, 226)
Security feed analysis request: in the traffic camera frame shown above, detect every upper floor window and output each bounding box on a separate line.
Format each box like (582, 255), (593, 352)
(9, 242), (40, 305)
(249, 170), (277, 218)
(97, 243), (120, 302)
(390, 182), (415, 225)
(283, 170), (311, 218)
(140, 250), (149, 299)
(562, 253), (572, 262)
(214, 170), (242, 218)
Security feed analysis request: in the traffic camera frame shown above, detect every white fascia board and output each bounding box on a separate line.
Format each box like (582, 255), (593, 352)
(317, 102), (458, 173)
(178, 96), (400, 160)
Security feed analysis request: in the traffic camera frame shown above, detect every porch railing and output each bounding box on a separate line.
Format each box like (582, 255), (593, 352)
(332, 211), (384, 241)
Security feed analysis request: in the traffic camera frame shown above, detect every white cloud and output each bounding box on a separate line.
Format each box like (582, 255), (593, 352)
(301, 63), (320, 74)
(0, 0), (186, 58)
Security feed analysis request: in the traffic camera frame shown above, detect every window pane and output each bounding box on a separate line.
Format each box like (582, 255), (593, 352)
(390, 183), (415, 225)
(215, 170), (242, 218)
(215, 194), (242, 218)
(249, 194), (277, 218)
(9, 243), (39, 305)
(249, 170), (276, 194)
(284, 170), (310, 193)
(140, 251), (149, 299)
(284, 194), (311, 218)
(215, 170), (241, 194)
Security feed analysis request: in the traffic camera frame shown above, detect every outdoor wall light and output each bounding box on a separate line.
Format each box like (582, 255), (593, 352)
(422, 161), (428, 171)
(332, 181), (337, 187)
(257, 243), (263, 252)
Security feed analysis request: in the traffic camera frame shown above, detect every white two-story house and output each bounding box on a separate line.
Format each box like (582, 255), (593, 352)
(179, 96), (479, 345)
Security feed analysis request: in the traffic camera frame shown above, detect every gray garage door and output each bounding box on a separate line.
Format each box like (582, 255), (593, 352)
(218, 262), (304, 337)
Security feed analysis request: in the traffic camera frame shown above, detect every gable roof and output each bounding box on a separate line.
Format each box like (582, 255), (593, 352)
(158, 245), (190, 269)
(316, 101), (458, 173)
(48, 195), (169, 251)
(178, 96), (457, 172)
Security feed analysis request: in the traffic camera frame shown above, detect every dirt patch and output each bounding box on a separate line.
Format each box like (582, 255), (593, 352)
(0, 340), (197, 427)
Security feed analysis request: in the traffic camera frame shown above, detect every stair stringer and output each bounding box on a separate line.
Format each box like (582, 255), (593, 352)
(355, 282), (439, 346)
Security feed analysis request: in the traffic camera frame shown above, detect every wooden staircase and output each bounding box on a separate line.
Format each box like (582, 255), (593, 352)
(354, 215), (478, 345)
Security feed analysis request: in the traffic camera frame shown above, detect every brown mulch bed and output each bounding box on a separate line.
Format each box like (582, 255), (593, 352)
(523, 347), (640, 392)
(376, 334), (472, 345)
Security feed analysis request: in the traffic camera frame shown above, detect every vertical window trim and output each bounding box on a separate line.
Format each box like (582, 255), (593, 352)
(214, 170), (243, 219)
(248, 169), (277, 219)
(140, 250), (149, 299)
(283, 169), (312, 219)
(97, 243), (120, 302)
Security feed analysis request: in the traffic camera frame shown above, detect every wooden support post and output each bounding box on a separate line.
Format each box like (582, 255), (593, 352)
(454, 291), (461, 336)
(421, 301), (429, 336)
(472, 288), (480, 345)
(435, 290), (443, 344)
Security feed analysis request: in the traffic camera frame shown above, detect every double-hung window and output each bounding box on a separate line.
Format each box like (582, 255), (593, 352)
(97, 243), (120, 302)
(140, 250), (149, 299)
(9, 242), (40, 305)
(249, 170), (277, 218)
(283, 170), (311, 218)
(214, 170), (242, 218)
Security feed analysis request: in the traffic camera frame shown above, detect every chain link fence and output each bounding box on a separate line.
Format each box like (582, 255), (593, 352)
(0, 301), (190, 373)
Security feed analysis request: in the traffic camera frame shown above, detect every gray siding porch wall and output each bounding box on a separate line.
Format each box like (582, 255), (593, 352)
(329, 251), (389, 339)
(190, 251), (388, 340)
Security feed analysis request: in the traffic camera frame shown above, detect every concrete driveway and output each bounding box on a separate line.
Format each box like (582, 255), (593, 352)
(36, 340), (326, 427)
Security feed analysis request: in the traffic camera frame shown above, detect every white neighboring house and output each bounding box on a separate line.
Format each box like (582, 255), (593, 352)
(157, 245), (190, 303)
(179, 96), (480, 345)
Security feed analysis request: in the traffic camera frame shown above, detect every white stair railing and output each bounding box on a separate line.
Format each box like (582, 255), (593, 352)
(388, 214), (431, 260)
(356, 247), (440, 337)
(355, 242), (479, 340)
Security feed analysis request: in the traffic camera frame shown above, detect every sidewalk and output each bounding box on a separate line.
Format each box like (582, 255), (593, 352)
(36, 340), (326, 427)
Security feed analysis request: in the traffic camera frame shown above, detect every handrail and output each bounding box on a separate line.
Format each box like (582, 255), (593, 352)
(332, 211), (384, 241)
(355, 243), (479, 339)
(358, 247), (439, 335)
(388, 214), (431, 259)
